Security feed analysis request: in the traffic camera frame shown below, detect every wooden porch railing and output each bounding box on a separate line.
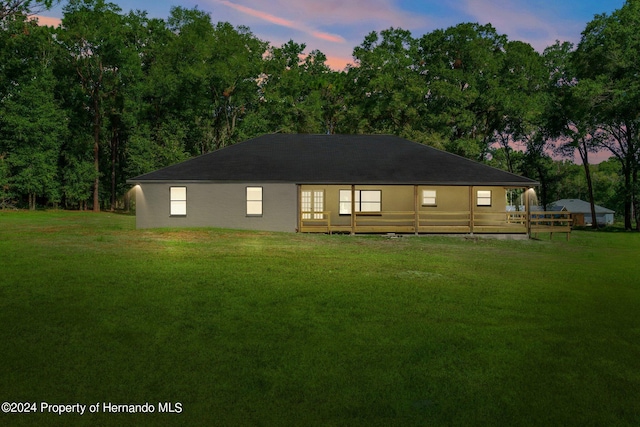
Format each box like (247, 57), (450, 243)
(530, 211), (573, 240)
(299, 210), (572, 238)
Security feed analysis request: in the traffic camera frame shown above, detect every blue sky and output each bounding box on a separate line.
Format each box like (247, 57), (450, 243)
(40, 0), (626, 70)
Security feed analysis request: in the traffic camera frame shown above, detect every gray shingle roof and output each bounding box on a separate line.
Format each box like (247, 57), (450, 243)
(129, 134), (539, 186)
(550, 199), (615, 214)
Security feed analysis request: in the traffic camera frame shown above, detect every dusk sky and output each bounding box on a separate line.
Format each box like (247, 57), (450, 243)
(38, 0), (626, 70)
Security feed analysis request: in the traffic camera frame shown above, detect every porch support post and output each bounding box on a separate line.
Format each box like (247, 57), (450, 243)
(351, 185), (356, 235)
(297, 184), (302, 232)
(414, 185), (419, 235)
(525, 186), (531, 238)
(469, 186), (474, 234)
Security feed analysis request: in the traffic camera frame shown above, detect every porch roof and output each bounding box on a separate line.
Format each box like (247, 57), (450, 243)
(129, 134), (539, 186)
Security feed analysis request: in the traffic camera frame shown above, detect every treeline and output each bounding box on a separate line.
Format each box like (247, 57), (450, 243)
(1, 0), (639, 229)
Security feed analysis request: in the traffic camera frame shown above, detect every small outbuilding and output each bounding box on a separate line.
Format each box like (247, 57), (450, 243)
(549, 199), (615, 226)
(128, 134), (546, 235)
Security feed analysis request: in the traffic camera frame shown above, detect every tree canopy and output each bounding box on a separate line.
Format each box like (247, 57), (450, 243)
(0, 0), (638, 228)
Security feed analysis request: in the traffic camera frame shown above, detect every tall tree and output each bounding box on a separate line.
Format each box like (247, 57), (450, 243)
(521, 135), (559, 210)
(345, 28), (425, 138)
(574, 0), (640, 230)
(491, 40), (547, 174)
(58, 0), (135, 212)
(543, 41), (602, 228)
(417, 23), (508, 159)
(0, 15), (66, 209)
(145, 8), (267, 154)
(257, 41), (332, 134)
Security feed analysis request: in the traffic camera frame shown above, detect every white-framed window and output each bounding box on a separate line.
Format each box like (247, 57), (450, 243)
(301, 190), (324, 219)
(477, 190), (492, 206)
(422, 190), (437, 206)
(339, 190), (351, 214)
(170, 187), (187, 216)
(246, 187), (263, 216)
(339, 189), (382, 214)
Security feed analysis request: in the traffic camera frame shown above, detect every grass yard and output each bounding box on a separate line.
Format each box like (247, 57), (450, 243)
(0, 211), (639, 426)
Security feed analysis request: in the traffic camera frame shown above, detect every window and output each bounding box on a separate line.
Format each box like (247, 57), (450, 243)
(246, 187), (263, 216)
(477, 190), (492, 206)
(360, 190), (381, 212)
(339, 190), (382, 214)
(170, 187), (187, 216)
(422, 190), (437, 206)
(301, 190), (324, 219)
(339, 190), (351, 214)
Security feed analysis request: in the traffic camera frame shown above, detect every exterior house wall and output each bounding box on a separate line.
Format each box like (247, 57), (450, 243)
(299, 184), (508, 226)
(472, 186), (507, 213)
(135, 182), (298, 231)
(418, 185), (470, 211)
(325, 185), (415, 227)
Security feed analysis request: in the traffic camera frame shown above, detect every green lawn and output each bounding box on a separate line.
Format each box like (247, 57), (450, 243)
(1, 211), (639, 426)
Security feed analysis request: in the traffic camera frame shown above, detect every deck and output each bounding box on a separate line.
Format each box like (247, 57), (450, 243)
(299, 210), (572, 238)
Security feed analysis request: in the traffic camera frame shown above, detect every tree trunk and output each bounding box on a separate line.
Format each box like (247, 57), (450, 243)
(624, 163), (632, 230)
(110, 126), (118, 212)
(93, 97), (100, 213)
(634, 166), (640, 231)
(579, 141), (598, 229)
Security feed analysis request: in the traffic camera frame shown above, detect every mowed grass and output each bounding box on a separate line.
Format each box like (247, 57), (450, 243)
(0, 211), (639, 426)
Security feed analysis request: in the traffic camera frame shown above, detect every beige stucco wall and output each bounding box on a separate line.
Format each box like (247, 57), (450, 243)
(300, 185), (508, 223)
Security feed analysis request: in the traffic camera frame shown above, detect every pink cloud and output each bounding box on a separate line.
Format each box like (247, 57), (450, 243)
(217, 1), (296, 28)
(31, 15), (61, 27)
(325, 55), (354, 71)
(242, 0), (426, 29)
(207, 0), (433, 71)
(215, 0), (346, 44)
(312, 31), (345, 44)
(461, 0), (577, 51)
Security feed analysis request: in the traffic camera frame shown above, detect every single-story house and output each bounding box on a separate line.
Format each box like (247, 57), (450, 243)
(549, 199), (615, 226)
(128, 134), (545, 235)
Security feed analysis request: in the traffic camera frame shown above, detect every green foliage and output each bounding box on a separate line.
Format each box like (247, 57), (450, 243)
(417, 23), (509, 159)
(573, 0), (640, 229)
(256, 40), (333, 134)
(345, 28), (424, 136)
(0, 16), (66, 208)
(146, 8), (267, 154)
(0, 0), (58, 23)
(553, 159), (623, 216)
(59, 153), (95, 209)
(0, 0), (637, 216)
(0, 153), (10, 207)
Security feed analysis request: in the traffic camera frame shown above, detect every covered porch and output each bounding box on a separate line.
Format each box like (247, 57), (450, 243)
(298, 184), (572, 238)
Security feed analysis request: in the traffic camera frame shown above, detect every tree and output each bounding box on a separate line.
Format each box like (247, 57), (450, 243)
(142, 8), (267, 155)
(574, 0), (640, 230)
(0, 16), (66, 209)
(0, 0), (57, 22)
(257, 41), (332, 134)
(543, 41), (603, 228)
(417, 23), (508, 159)
(521, 135), (560, 210)
(0, 152), (9, 208)
(345, 28), (425, 138)
(491, 40), (547, 174)
(59, 0), (143, 211)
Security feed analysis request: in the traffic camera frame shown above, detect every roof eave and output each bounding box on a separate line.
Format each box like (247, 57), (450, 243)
(127, 179), (539, 186)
